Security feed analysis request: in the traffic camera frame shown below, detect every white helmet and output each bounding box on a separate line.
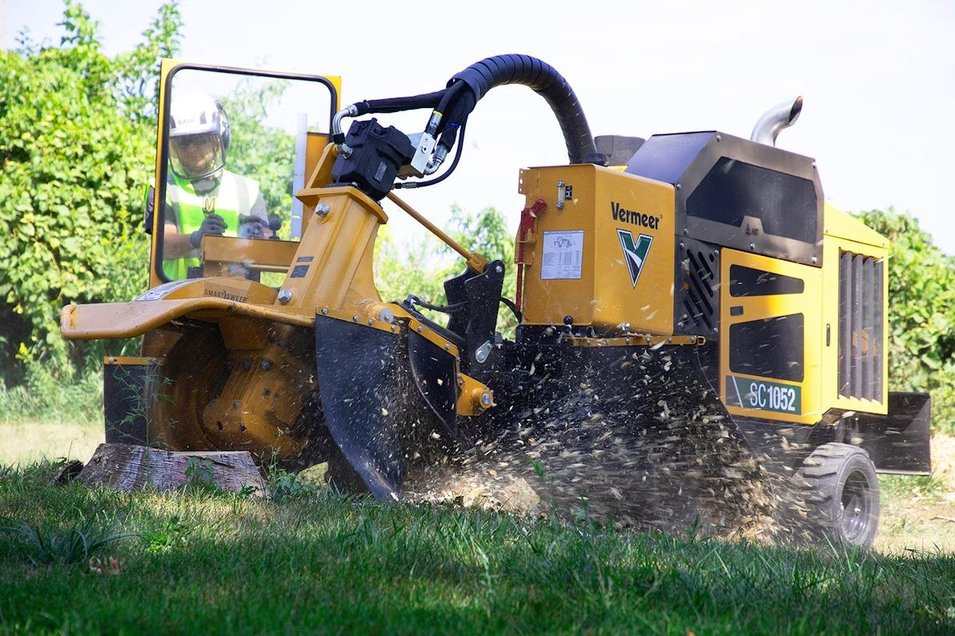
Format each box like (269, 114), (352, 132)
(168, 92), (231, 181)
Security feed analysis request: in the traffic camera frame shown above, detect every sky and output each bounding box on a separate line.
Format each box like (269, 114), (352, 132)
(4, 0), (954, 255)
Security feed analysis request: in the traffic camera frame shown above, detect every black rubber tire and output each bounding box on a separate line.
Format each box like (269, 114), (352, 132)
(793, 442), (880, 549)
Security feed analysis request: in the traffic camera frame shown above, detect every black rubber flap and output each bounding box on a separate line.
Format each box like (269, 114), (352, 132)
(104, 360), (153, 445)
(408, 330), (458, 436)
(855, 392), (932, 474)
(314, 315), (409, 501)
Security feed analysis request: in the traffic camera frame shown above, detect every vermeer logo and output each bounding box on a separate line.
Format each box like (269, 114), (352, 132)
(610, 201), (660, 230)
(617, 230), (653, 287)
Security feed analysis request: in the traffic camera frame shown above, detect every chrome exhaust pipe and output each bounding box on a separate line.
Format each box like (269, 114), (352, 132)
(750, 96), (803, 146)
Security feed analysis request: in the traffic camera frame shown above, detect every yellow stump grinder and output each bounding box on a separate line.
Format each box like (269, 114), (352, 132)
(61, 55), (931, 548)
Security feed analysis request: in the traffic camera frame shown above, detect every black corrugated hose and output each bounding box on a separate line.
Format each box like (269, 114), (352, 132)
(445, 54), (598, 164)
(353, 55), (598, 166)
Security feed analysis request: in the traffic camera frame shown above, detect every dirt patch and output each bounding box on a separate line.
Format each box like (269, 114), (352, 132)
(876, 433), (955, 554)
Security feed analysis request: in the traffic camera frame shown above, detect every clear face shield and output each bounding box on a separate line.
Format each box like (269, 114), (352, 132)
(169, 133), (225, 181)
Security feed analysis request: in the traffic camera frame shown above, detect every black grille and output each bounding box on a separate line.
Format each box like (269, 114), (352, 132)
(838, 251), (884, 401)
(681, 245), (719, 332)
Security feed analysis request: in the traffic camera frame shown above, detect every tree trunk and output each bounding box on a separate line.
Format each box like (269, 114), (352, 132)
(76, 443), (267, 496)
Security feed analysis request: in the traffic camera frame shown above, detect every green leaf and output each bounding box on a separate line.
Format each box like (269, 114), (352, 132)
(0, 3), (180, 385)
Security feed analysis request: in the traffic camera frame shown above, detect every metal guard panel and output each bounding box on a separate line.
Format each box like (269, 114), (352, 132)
(314, 314), (408, 500)
(104, 357), (160, 446)
(627, 131), (823, 267)
(408, 330), (458, 432)
(61, 298), (313, 340)
(853, 392), (932, 475)
(625, 131), (715, 185)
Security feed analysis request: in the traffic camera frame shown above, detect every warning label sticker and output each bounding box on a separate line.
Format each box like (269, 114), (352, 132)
(540, 230), (584, 280)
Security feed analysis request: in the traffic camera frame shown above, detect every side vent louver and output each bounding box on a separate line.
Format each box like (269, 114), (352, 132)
(838, 251), (884, 401)
(682, 246), (718, 332)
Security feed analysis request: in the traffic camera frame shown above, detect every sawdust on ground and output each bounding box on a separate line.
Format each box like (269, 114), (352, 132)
(875, 433), (955, 554)
(404, 433), (955, 553)
(5, 422), (953, 552)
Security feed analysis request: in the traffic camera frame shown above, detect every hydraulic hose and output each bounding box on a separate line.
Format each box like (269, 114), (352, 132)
(447, 54), (597, 164)
(354, 90), (446, 115)
(332, 55), (600, 192)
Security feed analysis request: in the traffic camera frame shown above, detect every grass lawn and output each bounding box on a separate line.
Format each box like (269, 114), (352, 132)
(1, 422), (954, 634)
(1, 463), (954, 635)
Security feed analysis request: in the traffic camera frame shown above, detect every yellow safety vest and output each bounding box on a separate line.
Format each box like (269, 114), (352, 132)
(162, 171), (261, 280)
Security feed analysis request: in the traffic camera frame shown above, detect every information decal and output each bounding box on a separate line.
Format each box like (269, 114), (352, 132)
(726, 375), (802, 415)
(540, 230), (584, 280)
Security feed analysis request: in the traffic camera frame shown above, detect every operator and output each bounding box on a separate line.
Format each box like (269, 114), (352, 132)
(161, 92), (270, 280)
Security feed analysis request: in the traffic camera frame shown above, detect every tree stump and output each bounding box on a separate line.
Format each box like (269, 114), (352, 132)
(76, 443), (267, 496)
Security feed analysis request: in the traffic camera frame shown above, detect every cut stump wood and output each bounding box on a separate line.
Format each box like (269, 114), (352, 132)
(77, 443), (267, 496)
(52, 459), (85, 485)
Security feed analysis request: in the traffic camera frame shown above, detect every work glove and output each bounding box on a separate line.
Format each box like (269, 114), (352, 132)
(190, 213), (227, 248)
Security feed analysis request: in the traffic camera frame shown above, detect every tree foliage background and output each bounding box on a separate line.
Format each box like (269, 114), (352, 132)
(856, 209), (955, 432)
(0, 0), (181, 391)
(0, 1), (952, 435)
(375, 205), (519, 338)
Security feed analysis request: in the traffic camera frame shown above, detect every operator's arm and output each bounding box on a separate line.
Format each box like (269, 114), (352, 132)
(163, 221), (198, 258)
(165, 213), (227, 257)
